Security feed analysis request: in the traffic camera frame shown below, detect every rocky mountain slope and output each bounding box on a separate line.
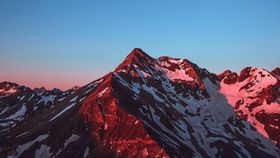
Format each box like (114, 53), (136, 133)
(219, 67), (280, 148)
(0, 48), (279, 158)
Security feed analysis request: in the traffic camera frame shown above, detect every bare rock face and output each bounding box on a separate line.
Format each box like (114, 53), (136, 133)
(0, 82), (21, 96)
(218, 70), (239, 85)
(0, 48), (279, 158)
(271, 68), (280, 77)
(80, 73), (168, 158)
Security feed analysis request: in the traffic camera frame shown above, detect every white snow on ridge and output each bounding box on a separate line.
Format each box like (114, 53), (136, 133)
(70, 96), (79, 102)
(0, 107), (10, 115)
(28, 94), (34, 101)
(38, 95), (55, 105)
(155, 60), (194, 82)
(242, 68), (277, 95)
(168, 58), (184, 65)
(98, 88), (109, 97)
(58, 97), (66, 101)
(164, 68), (193, 81)
(86, 78), (103, 89)
(85, 79), (102, 94)
(15, 131), (29, 138)
(19, 96), (25, 100)
(49, 103), (76, 122)
(64, 134), (79, 147)
(5, 105), (27, 121)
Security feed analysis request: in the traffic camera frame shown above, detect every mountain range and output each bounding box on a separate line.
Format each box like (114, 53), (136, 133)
(0, 48), (279, 158)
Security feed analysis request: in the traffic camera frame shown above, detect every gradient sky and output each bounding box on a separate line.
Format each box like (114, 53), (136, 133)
(0, 0), (279, 90)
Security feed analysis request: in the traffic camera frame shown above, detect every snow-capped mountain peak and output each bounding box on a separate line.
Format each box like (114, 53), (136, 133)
(0, 49), (279, 158)
(115, 48), (155, 72)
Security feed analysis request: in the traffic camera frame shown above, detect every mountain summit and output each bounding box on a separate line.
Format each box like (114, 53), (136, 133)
(0, 49), (279, 158)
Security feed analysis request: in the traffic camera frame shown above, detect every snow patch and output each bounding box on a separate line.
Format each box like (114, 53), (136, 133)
(98, 88), (109, 97)
(15, 131), (29, 138)
(7, 134), (49, 158)
(70, 96), (78, 102)
(5, 105), (27, 121)
(34, 144), (52, 158)
(49, 103), (76, 122)
(64, 134), (79, 147)
(83, 147), (90, 158)
(38, 95), (55, 105)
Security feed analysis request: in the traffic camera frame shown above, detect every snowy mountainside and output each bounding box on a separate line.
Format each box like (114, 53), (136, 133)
(0, 82), (70, 130)
(110, 49), (279, 157)
(0, 48), (279, 158)
(219, 67), (280, 148)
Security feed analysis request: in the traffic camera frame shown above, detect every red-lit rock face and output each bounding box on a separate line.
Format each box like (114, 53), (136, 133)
(218, 70), (239, 85)
(0, 82), (20, 96)
(80, 73), (168, 158)
(271, 68), (280, 77)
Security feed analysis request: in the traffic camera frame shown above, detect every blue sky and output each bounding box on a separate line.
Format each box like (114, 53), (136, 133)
(0, 0), (279, 89)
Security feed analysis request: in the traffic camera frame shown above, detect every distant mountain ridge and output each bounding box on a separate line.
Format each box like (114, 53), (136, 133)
(0, 48), (279, 158)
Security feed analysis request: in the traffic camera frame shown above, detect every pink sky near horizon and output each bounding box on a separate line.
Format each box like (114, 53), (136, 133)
(0, 71), (106, 91)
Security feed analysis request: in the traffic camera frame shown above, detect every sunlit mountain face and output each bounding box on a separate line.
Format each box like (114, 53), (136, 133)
(0, 49), (279, 158)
